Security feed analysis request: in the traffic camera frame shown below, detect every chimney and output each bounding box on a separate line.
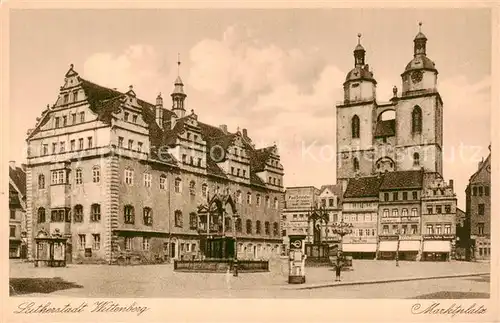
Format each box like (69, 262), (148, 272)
(219, 124), (228, 134)
(449, 179), (454, 190)
(9, 161), (16, 169)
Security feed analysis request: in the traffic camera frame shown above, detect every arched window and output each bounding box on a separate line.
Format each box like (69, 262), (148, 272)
(246, 219), (252, 234)
(351, 115), (360, 138)
(91, 204), (101, 222)
(256, 220), (262, 234)
(413, 152), (420, 166)
(143, 207), (153, 225)
(37, 207), (46, 223)
(74, 204), (83, 222)
(124, 205), (135, 224)
(412, 106), (422, 134)
(225, 217), (232, 231)
(353, 158), (360, 172)
(38, 174), (45, 189)
(92, 166), (100, 183)
(274, 197), (279, 209)
(189, 180), (196, 196)
(159, 174), (167, 190)
(247, 192), (252, 204)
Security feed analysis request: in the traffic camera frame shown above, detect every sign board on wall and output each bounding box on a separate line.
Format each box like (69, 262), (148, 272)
(285, 187), (317, 209)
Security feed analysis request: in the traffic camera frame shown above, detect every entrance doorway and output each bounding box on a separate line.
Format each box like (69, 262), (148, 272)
(170, 242), (176, 259)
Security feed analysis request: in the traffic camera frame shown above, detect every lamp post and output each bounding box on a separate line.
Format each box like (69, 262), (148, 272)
(233, 212), (239, 277)
(395, 230), (400, 267)
(331, 217), (354, 256)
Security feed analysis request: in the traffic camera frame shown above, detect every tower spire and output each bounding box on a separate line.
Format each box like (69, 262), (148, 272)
(354, 33), (365, 67)
(171, 53), (187, 118)
(177, 53), (181, 77)
(414, 21), (427, 57)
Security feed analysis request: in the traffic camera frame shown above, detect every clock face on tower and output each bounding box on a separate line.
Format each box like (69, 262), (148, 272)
(411, 70), (423, 83)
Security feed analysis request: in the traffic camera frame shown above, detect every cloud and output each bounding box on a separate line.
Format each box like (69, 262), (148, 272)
(83, 44), (171, 102)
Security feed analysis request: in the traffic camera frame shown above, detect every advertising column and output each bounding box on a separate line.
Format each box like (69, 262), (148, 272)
(288, 234), (306, 284)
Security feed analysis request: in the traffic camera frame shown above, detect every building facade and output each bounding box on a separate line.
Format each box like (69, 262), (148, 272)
(336, 25), (457, 261)
(9, 162), (27, 259)
(25, 65), (284, 264)
(466, 150), (491, 260)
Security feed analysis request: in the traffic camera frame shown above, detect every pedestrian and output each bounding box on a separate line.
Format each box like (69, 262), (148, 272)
(335, 256), (342, 282)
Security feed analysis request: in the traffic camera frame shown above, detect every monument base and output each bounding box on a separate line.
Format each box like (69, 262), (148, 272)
(288, 275), (306, 284)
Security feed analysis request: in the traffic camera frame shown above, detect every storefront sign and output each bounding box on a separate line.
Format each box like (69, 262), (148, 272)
(381, 217), (420, 223)
(378, 235), (398, 241)
(422, 234), (454, 240)
(289, 235), (306, 250)
(285, 187), (316, 209)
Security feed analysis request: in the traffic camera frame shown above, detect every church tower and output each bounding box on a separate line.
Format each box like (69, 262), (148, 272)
(171, 55), (186, 119)
(336, 34), (377, 190)
(396, 22), (443, 175)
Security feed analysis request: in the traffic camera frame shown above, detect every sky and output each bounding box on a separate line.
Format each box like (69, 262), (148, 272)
(9, 9), (491, 208)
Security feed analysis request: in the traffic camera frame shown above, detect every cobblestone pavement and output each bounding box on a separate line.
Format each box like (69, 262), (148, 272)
(9, 259), (490, 298)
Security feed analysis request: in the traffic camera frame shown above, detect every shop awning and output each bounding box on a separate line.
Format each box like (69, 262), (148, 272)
(342, 243), (377, 252)
(423, 240), (451, 252)
(379, 241), (398, 252)
(399, 240), (420, 251)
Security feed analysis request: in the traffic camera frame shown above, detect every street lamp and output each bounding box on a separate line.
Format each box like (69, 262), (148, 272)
(395, 229), (400, 267)
(232, 211), (239, 277)
(331, 217), (354, 255)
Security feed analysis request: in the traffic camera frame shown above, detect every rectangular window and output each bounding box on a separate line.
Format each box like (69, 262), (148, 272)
(393, 192), (398, 201)
(92, 234), (101, 250)
(478, 186), (483, 196)
(401, 225), (407, 235)
(70, 140), (75, 152)
(125, 237), (133, 251)
(321, 199), (326, 207)
(91, 204), (101, 222)
(411, 208), (418, 217)
(52, 142), (57, 154)
(478, 204), (485, 215)
(243, 170), (247, 178)
(382, 225), (389, 235)
(478, 223), (484, 235)
(445, 205), (451, 213)
(60, 141), (65, 153)
(125, 169), (134, 185)
(62, 116), (67, 127)
(329, 199), (334, 207)
(75, 169), (82, 185)
(257, 195), (261, 206)
(55, 117), (60, 128)
(143, 208), (153, 226)
(473, 187), (477, 196)
(10, 225), (15, 237)
(10, 210), (16, 219)
(384, 193), (389, 202)
(426, 225), (433, 234)
(402, 192), (408, 200)
(427, 206), (433, 214)
(78, 138), (84, 150)
(73, 91), (78, 102)
(132, 115), (138, 123)
(128, 139), (134, 150)
(401, 208), (408, 217)
(412, 191), (418, 200)
(383, 209), (389, 217)
(411, 225), (417, 234)
(436, 206), (442, 214)
(444, 224), (451, 234)
(182, 154), (187, 163)
(80, 112), (85, 123)
(160, 176), (167, 190)
(144, 173), (152, 188)
(88, 137), (93, 149)
(124, 112), (129, 121)
(118, 137), (124, 148)
(485, 186), (490, 196)
(42, 144), (48, 156)
(392, 225), (398, 234)
(175, 179), (181, 193)
(78, 234), (86, 250)
(435, 225), (442, 234)
(231, 167), (235, 174)
(137, 142), (143, 152)
(392, 209), (398, 217)
(72, 113), (77, 124)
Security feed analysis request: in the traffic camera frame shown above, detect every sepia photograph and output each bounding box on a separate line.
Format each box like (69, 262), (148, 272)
(3, 3), (497, 322)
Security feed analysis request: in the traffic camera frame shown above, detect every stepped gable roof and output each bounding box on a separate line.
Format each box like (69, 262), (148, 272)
(379, 169), (423, 190)
(374, 119), (396, 138)
(469, 152), (491, 183)
(9, 166), (26, 196)
(344, 176), (383, 198)
(250, 147), (275, 172)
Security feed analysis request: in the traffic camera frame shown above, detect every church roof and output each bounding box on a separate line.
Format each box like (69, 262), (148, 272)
(374, 119), (396, 138)
(379, 170), (423, 190)
(404, 55), (437, 73)
(345, 65), (377, 84)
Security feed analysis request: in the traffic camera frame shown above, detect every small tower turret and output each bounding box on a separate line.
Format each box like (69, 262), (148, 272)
(171, 54), (186, 118)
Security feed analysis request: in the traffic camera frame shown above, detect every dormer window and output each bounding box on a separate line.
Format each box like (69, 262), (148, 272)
(132, 115), (138, 123)
(63, 94), (69, 104)
(73, 91), (78, 102)
(124, 112), (129, 122)
(55, 117), (60, 128)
